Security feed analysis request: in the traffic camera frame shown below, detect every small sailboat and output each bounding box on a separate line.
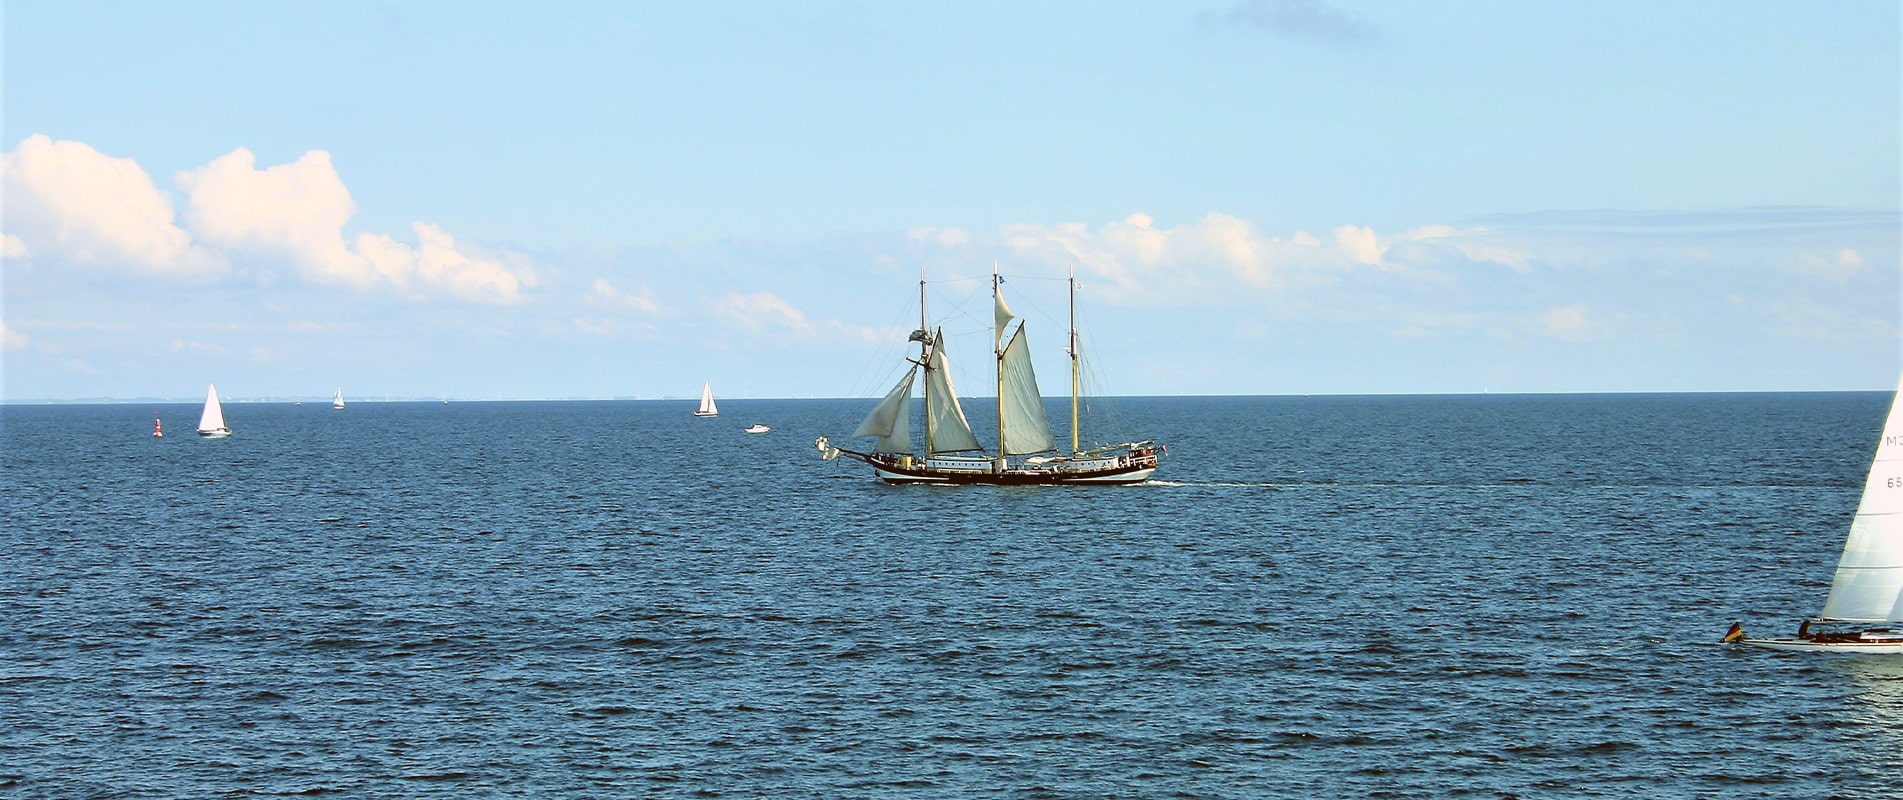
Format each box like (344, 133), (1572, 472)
(196, 383), (231, 438)
(745, 424), (770, 434)
(332, 388), (345, 410)
(816, 262), (1162, 485)
(694, 382), (719, 417)
(1731, 374), (1903, 653)
(153, 413), (163, 438)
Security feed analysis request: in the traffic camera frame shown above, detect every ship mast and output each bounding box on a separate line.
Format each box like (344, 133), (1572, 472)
(1069, 263), (1080, 456)
(993, 261), (1007, 474)
(918, 266), (932, 456)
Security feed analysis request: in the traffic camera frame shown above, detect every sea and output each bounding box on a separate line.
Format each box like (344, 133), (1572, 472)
(4, 393), (1902, 799)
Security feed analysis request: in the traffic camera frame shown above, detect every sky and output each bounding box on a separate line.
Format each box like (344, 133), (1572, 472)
(2, 0), (1899, 402)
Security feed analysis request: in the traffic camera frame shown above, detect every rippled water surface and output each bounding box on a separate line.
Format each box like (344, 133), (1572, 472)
(6, 394), (1903, 798)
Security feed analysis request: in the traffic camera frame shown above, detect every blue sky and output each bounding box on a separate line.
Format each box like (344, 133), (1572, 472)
(3, 1), (1898, 401)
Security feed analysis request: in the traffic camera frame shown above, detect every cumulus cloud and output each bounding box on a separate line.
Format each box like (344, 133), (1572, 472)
(2, 322), (27, 351)
(710, 292), (817, 335)
(983, 212), (1527, 303)
(585, 278), (664, 314)
(2, 135), (536, 304)
(1792, 248), (1867, 281)
(1539, 304), (1590, 338)
(1, 134), (222, 276)
(177, 148), (361, 283)
(176, 148), (535, 303)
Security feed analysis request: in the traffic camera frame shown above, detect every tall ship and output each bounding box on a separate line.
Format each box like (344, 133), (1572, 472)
(817, 263), (1162, 485)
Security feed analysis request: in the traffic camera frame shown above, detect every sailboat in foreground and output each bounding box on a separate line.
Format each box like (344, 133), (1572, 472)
(1730, 374), (1903, 653)
(196, 383), (231, 438)
(816, 263), (1162, 486)
(694, 382), (719, 417)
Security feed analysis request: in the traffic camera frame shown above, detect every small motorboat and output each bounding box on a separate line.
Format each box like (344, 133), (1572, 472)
(745, 424), (770, 434)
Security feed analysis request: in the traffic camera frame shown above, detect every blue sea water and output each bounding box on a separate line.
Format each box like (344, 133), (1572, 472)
(4, 393), (1903, 798)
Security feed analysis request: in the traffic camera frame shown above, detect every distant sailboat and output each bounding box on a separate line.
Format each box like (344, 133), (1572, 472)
(694, 382), (719, 417)
(332, 388), (345, 410)
(816, 262), (1162, 485)
(1731, 374), (1903, 653)
(196, 383), (231, 438)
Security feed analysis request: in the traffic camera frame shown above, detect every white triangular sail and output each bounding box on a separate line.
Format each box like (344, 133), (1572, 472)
(695, 381), (719, 416)
(998, 325), (1055, 456)
(994, 288), (1015, 345)
(332, 388), (345, 409)
(854, 366), (917, 454)
(1820, 374), (1903, 623)
(197, 383), (228, 434)
(924, 336), (981, 454)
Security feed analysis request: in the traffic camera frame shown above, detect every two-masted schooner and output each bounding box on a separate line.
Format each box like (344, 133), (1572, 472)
(816, 263), (1162, 485)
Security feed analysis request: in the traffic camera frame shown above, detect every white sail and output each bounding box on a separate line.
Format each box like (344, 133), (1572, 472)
(1820, 374), (1903, 623)
(924, 336), (981, 454)
(197, 383), (229, 435)
(998, 325), (1055, 456)
(332, 388), (345, 409)
(854, 366), (917, 454)
(695, 381), (718, 416)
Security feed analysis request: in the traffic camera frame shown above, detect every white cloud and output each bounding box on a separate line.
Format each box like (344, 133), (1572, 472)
(1, 322), (27, 351)
(177, 147), (361, 284)
(1333, 224), (1384, 266)
(585, 278), (664, 314)
(993, 212), (1519, 302)
(1792, 248), (1867, 281)
(1538, 304), (1590, 338)
(710, 292), (817, 335)
(2, 136), (536, 304)
(178, 149), (535, 303)
(1, 134), (222, 276)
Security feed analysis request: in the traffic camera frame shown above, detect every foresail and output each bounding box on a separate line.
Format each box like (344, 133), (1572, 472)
(1821, 373), (1903, 623)
(924, 339), (981, 454)
(998, 326), (1055, 456)
(854, 366), (917, 454)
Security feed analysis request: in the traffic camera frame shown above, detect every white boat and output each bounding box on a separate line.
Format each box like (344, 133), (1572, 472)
(1732, 374), (1903, 653)
(694, 381), (719, 417)
(196, 383), (231, 438)
(745, 424), (770, 434)
(816, 262), (1162, 486)
(332, 388), (345, 410)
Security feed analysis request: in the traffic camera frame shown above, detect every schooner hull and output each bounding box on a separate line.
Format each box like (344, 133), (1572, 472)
(863, 454), (1158, 486)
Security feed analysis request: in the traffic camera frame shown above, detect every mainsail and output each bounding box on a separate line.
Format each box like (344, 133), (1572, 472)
(1820, 374), (1903, 623)
(998, 325), (1054, 456)
(198, 383), (226, 432)
(923, 336), (981, 454)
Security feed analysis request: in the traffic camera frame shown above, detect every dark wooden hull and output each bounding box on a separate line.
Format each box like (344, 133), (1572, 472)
(860, 454), (1159, 486)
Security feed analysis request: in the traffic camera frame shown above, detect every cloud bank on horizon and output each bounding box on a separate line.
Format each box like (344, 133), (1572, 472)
(5, 132), (1894, 401)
